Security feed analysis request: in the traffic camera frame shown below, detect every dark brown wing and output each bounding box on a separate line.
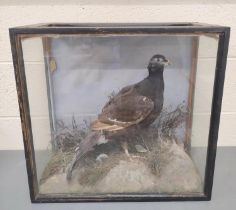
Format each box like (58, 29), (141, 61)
(102, 84), (134, 112)
(91, 86), (154, 131)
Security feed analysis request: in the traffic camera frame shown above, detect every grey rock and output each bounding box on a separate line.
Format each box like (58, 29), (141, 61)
(96, 153), (109, 162)
(40, 142), (202, 194)
(135, 144), (148, 153)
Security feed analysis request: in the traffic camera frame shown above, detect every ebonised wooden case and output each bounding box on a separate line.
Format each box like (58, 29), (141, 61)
(9, 23), (230, 203)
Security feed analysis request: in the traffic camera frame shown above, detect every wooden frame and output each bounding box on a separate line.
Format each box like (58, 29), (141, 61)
(9, 23), (230, 203)
(185, 36), (199, 152)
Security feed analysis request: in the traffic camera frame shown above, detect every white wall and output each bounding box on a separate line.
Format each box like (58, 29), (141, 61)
(0, 0), (235, 149)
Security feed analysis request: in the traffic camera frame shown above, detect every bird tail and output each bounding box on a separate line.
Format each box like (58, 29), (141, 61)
(66, 152), (83, 180)
(66, 131), (102, 181)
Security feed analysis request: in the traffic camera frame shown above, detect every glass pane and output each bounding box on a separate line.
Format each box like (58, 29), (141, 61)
(191, 35), (218, 185)
(21, 33), (219, 196)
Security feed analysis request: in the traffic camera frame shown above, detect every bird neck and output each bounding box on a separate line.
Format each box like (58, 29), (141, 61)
(148, 67), (164, 79)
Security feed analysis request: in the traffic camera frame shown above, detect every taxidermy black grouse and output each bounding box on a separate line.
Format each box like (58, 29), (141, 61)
(66, 54), (170, 180)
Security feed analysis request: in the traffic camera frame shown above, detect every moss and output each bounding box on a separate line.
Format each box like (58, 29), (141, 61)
(78, 153), (125, 186)
(146, 141), (173, 176)
(40, 151), (74, 184)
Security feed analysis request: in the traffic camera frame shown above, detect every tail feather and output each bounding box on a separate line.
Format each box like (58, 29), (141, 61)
(66, 131), (102, 181)
(66, 152), (84, 180)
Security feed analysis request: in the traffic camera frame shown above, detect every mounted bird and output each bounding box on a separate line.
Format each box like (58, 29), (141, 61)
(66, 54), (170, 180)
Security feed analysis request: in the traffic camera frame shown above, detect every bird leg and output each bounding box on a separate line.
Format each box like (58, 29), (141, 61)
(121, 141), (147, 160)
(121, 141), (130, 157)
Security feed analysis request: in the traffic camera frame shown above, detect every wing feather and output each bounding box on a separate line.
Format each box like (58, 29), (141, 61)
(91, 88), (154, 131)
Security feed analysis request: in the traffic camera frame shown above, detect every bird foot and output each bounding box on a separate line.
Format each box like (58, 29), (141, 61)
(121, 142), (147, 161)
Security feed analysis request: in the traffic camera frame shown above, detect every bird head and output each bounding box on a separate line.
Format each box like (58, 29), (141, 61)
(148, 54), (170, 74)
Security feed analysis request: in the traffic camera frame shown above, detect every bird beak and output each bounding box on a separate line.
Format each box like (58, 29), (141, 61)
(164, 59), (171, 66)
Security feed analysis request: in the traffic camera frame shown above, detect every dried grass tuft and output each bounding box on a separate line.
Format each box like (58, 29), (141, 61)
(52, 117), (90, 152)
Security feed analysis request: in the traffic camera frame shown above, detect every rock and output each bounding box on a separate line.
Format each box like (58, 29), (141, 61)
(96, 160), (156, 193)
(96, 153), (109, 163)
(135, 144), (148, 153)
(39, 142), (203, 194)
(95, 142), (202, 193)
(157, 142), (203, 193)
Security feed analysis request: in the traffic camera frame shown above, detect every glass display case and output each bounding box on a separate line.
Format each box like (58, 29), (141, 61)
(9, 23), (230, 202)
